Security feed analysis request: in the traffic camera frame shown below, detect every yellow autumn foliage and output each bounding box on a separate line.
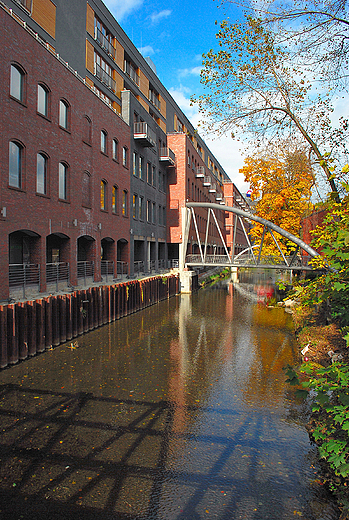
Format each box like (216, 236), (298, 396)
(240, 150), (314, 257)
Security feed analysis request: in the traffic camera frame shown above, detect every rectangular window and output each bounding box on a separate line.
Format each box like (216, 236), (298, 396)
(152, 202), (156, 224)
(152, 165), (156, 187)
(133, 152), (138, 176)
(147, 162), (152, 184)
(139, 196), (144, 220)
(147, 200), (151, 222)
(133, 194), (138, 219)
(139, 156), (144, 179)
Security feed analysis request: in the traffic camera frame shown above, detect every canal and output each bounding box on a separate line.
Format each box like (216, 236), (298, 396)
(0, 273), (338, 519)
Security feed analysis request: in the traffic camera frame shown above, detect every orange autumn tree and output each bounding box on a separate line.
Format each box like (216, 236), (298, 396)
(240, 148), (314, 257)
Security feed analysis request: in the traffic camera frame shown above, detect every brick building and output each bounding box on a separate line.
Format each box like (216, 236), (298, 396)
(0, 0), (241, 301)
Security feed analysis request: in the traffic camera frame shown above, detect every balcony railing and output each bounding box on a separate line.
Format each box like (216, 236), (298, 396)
(209, 183), (217, 193)
(159, 147), (175, 166)
(95, 62), (116, 92)
(124, 61), (140, 86)
(203, 176), (211, 187)
(196, 166), (205, 178)
(134, 122), (156, 147)
(95, 27), (116, 59)
(149, 91), (161, 110)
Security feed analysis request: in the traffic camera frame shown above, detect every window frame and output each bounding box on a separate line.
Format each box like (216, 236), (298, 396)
(122, 190), (128, 216)
(122, 147), (128, 168)
(59, 99), (69, 130)
(36, 152), (48, 195)
(58, 162), (68, 201)
(37, 83), (49, 118)
(101, 129), (108, 154)
(112, 139), (118, 161)
(9, 141), (23, 189)
(112, 185), (118, 214)
(10, 63), (25, 103)
(100, 179), (107, 211)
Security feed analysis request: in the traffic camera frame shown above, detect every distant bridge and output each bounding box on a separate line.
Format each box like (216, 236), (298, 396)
(182, 203), (322, 271)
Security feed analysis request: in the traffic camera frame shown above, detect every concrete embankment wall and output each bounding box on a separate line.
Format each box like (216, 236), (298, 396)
(0, 275), (180, 369)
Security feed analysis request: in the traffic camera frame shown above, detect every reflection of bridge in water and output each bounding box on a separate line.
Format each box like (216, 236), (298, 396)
(182, 203), (322, 271)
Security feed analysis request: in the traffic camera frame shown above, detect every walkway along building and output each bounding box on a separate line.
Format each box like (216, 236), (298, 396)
(0, 0), (248, 302)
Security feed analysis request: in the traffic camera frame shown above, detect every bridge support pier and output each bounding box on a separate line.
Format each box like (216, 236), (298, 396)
(231, 267), (238, 283)
(180, 270), (198, 293)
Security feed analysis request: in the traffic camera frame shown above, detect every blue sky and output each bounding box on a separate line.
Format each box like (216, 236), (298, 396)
(103, 0), (249, 190)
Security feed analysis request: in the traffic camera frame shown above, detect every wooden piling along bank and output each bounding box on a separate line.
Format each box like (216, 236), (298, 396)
(0, 275), (180, 369)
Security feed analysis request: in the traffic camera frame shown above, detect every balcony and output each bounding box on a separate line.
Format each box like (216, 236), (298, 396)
(134, 122), (156, 147)
(203, 176), (211, 187)
(209, 183), (217, 193)
(95, 62), (116, 92)
(195, 166), (205, 178)
(216, 193), (223, 201)
(125, 61), (140, 86)
(95, 27), (116, 59)
(149, 91), (161, 110)
(159, 147), (176, 166)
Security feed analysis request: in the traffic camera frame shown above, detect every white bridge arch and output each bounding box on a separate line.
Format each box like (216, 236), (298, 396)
(181, 202), (321, 271)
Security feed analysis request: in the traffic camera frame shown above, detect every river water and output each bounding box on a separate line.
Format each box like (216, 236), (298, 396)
(0, 273), (338, 520)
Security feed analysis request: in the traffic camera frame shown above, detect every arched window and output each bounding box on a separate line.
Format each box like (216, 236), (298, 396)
(59, 162), (68, 200)
(36, 153), (48, 194)
(122, 190), (128, 216)
(59, 99), (69, 129)
(10, 64), (25, 102)
(82, 171), (91, 207)
(101, 179), (107, 210)
(122, 146), (128, 167)
(112, 185), (118, 213)
(9, 141), (23, 188)
(37, 84), (49, 116)
(112, 139), (118, 160)
(83, 115), (92, 144)
(101, 130), (107, 154)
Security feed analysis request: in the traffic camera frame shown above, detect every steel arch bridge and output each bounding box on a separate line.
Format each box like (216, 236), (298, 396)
(181, 202), (321, 271)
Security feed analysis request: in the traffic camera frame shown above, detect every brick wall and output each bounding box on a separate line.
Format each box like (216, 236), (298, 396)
(0, 8), (131, 300)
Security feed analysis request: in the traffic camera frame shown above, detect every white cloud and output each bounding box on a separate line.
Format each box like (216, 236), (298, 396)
(138, 45), (155, 56)
(103, 0), (143, 21)
(150, 10), (172, 24)
(178, 66), (202, 78)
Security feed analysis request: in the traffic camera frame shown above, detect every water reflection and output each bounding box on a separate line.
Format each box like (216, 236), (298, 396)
(0, 274), (338, 519)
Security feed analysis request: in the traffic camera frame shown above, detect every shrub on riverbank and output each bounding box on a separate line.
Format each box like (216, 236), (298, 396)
(285, 175), (349, 516)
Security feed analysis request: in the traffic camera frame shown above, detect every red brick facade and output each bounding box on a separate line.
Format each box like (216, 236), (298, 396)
(0, 9), (130, 300)
(167, 133), (226, 256)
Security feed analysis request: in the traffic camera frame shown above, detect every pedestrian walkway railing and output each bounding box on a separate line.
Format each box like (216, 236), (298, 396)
(116, 261), (128, 279)
(9, 263), (40, 298)
(77, 261), (95, 286)
(101, 260), (114, 283)
(46, 262), (70, 291)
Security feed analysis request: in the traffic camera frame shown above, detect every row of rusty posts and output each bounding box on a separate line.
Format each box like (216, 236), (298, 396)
(0, 275), (179, 369)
